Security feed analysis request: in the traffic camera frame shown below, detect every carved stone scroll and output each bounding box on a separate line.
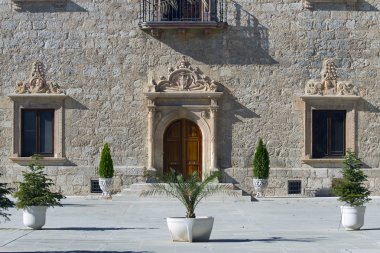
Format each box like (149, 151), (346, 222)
(15, 61), (64, 94)
(148, 56), (217, 92)
(304, 59), (358, 96)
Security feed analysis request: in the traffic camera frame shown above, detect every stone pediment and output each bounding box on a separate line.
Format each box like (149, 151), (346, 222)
(15, 61), (64, 94)
(148, 57), (217, 92)
(304, 59), (358, 96)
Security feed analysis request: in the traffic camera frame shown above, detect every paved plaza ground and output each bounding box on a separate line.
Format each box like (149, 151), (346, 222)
(0, 195), (380, 253)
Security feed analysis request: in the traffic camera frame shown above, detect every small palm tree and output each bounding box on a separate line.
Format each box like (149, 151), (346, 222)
(0, 175), (14, 222)
(141, 169), (237, 218)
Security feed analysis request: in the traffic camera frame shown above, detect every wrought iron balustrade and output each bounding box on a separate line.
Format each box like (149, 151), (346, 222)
(139, 0), (227, 29)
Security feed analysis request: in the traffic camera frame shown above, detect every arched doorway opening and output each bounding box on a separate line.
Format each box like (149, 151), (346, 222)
(163, 119), (202, 179)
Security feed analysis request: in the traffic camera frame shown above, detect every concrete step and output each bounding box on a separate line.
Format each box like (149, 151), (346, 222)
(112, 183), (252, 202)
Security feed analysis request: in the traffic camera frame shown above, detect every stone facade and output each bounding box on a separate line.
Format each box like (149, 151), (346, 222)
(0, 0), (379, 196)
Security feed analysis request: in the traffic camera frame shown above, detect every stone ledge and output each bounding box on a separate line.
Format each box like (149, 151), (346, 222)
(303, 0), (358, 9)
(9, 157), (67, 166)
(12, 0), (67, 11)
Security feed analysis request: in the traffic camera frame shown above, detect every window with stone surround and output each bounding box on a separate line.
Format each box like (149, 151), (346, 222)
(8, 62), (67, 166)
(301, 59), (361, 165)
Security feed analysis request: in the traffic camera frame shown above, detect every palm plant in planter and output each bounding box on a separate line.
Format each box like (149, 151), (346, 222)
(252, 138), (270, 197)
(13, 156), (65, 229)
(0, 174), (15, 223)
(332, 150), (371, 230)
(141, 169), (237, 242)
(98, 143), (114, 198)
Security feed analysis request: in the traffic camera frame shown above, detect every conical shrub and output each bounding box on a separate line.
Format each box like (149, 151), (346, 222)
(253, 138), (270, 179)
(98, 143), (114, 178)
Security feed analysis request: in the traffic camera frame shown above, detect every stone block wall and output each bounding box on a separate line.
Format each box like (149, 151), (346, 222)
(0, 0), (379, 196)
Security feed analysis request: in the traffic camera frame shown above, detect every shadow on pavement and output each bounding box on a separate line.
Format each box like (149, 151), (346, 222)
(210, 236), (327, 243)
(43, 227), (159, 231)
(19, 252), (152, 253)
(359, 228), (380, 231)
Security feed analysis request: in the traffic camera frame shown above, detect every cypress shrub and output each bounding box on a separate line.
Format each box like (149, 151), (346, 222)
(98, 143), (114, 178)
(332, 150), (371, 207)
(253, 138), (270, 179)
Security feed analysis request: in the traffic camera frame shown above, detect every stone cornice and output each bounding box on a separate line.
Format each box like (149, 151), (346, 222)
(303, 0), (358, 9)
(12, 0), (67, 11)
(8, 93), (68, 101)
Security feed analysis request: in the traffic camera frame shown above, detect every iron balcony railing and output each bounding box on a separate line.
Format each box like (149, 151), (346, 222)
(139, 0), (226, 25)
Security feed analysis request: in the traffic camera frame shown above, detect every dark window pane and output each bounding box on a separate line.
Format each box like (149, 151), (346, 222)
(312, 111), (328, 158)
(22, 111), (37, 157)
(330, 111), (345, 155)
(39, 111), (54, 154)
(312, 110), (346, 158)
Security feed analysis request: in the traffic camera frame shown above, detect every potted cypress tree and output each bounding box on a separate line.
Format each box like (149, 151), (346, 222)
(13, 156), (65, 229)
(252, 138), (270, 197)
(332, 150), (371, 230)
(98, 143), (114, 198)
(0, 174), (15, 223)
(141, 169), (237, 242)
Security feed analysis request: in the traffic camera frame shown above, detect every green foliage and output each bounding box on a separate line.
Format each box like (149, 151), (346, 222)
(98, 143), (114, 178)
(13, 156), (65, 209)
(141, 170), (238, 218)
(253, 138), (270, 179)
(332, 150), (371, 207)
(0, 174), (15, 222)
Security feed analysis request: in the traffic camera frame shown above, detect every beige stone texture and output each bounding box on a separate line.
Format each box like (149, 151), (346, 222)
(0, 0), (379, 197)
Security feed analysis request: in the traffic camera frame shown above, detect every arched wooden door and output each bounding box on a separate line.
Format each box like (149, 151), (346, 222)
(164, 119), (202, 179)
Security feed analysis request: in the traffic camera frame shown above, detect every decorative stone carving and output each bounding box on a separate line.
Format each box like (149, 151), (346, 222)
(304, 59), (358, 96)
(15, 62), (64, 94)
(148, 56), (218, 92)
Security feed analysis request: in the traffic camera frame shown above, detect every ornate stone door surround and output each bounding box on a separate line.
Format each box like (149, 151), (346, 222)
(144, 57), (223, 180)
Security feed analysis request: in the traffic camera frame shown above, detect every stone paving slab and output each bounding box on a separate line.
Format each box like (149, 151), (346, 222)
(0, 197), (379, 253)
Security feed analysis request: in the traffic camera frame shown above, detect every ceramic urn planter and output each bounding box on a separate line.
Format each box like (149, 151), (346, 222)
(253, 178), (268, 197)
(23, 206), (47, 229)
(166, 216), (214, 242)
(98, 178), (113, 198)
(341, 206), (366, 230)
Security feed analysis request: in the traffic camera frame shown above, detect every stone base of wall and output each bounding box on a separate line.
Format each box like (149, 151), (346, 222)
(3, 166), (379, 197)
(3, 165), (146, 196)
(222, 167), (380, 197)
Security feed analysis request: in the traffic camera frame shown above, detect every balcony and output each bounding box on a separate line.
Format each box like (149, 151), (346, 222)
(139, 0), (227, 36)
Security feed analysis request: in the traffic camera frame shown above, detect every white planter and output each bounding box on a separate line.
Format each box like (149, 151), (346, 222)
(99, 178), (113, 198)
(341, 206), (366, 230)
(23, 206), (47, 229)
(166, 216), (214, 242)
(253, 178), (268, 197)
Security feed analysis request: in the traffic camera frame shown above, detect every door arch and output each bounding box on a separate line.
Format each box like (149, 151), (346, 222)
(164, 119), (202, 179)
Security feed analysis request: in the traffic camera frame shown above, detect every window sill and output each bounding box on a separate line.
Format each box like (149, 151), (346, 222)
(9, 157), (67, 166)
(302, 158), (344, 167)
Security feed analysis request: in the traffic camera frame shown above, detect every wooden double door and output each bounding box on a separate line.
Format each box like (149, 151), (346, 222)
(164, 119), (202, 179)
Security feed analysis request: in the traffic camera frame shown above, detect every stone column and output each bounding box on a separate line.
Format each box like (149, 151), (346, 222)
(210, 99), (218, 172)
(147, 100), (157, 178)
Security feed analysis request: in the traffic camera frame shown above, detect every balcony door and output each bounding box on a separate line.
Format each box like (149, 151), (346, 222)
(164, 119), (202, 179)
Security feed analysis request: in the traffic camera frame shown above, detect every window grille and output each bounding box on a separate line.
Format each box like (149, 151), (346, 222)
(91, 180), (102, 193)
(288, 180), (302, 194)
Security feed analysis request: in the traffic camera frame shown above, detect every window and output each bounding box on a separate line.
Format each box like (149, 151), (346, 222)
(138, 0), (227, 36)
(312, 110), (346, 158)
(21, 109), (54, 157)
(161, 0), (202, 21)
